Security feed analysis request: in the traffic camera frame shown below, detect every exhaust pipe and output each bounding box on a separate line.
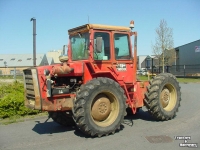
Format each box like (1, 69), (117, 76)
(133, 32), (137, 83)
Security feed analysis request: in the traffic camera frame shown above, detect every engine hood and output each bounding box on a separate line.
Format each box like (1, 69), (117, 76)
(36, 61), (84, 77)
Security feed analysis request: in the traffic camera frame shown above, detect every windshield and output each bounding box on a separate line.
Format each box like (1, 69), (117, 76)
(70, 33), (89, 60)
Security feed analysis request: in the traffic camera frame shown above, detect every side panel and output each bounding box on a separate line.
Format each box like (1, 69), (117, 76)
(133, 81), (149, 108)
(112, 62), (134, 84)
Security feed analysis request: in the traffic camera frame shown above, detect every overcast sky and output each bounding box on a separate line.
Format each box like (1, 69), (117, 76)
(0, 0), (199, 56)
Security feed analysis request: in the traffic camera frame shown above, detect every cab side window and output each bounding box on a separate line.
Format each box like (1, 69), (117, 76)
(114, 33), (131, 60)
(94, 32), (110, 60)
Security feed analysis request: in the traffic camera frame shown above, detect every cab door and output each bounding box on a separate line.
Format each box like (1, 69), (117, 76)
(92, 31), (113, 73)
(112, 32), (134, 84)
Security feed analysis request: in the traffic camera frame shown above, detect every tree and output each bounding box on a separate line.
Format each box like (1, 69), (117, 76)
(152, 19), (174, 73)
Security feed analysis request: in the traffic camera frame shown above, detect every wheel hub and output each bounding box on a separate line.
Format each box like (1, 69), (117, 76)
(161, 88), (170, 108)
(91, 96), (111, 121)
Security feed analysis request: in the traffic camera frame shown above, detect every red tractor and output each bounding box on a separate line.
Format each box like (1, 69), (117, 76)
(23, 21), (181, 137)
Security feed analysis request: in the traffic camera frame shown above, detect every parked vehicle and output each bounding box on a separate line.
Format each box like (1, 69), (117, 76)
(137, 70), (142, 75)
(141, 70), (148, 75)
(23, 21), (181, 137)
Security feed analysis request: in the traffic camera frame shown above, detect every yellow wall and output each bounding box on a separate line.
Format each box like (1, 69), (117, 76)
(47, 50), (63, 63)
(0, 67), (28, 75)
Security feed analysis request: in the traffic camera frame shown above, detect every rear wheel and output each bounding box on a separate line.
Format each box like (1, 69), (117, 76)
(73, 77), (126, 137)
(144, 73), (181, 120)
(48, 111), (75, 126)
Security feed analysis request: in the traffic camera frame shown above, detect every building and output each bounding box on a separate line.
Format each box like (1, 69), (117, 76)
(46, 50), (63, 63)
(175, 39), (200, 66)
(170, 39), (200, 76)
(137, 55), (152, 70)
(0, 54), (53, 75)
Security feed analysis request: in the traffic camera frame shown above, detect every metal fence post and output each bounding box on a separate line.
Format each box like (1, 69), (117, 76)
(14, 67), (16, 81)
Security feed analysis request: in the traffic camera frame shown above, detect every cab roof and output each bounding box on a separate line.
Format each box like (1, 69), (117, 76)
(68, 24), (131, 35)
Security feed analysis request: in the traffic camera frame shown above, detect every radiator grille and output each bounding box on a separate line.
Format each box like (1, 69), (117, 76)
(23, 69), (35, 100)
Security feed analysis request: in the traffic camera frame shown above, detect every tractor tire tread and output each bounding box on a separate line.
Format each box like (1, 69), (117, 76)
(73, 77), (126, 137)
(144, 73), (181, 121)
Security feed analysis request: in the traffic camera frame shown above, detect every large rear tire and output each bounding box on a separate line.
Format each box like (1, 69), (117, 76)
(48, 111), (75, 126)
(144, 73), (181, 121)
(73, 77), (126, 137)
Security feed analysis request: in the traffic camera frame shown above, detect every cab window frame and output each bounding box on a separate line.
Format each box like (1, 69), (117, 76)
(114, 33), (131, 60)
(93, 31), (111, 61)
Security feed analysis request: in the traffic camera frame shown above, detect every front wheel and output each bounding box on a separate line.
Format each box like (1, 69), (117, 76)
(72, 77), (126, 137)
(144, 73), (181, 121)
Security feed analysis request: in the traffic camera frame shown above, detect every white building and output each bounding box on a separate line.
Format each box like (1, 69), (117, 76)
(46, 50), (63, 63)
(0, 54), (53, 75)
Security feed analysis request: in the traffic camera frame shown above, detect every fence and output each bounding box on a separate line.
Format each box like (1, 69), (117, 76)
(1, 65), (200, 78)
(169, 64), (200, 77)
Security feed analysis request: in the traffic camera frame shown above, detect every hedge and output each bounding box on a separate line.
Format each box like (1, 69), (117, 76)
(0, 81), (39, 119)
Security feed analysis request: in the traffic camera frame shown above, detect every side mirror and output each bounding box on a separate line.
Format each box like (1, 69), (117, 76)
(96, 37), (102, 53)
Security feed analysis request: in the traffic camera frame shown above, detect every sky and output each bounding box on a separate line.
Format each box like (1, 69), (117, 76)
(0, 0), (199, 56)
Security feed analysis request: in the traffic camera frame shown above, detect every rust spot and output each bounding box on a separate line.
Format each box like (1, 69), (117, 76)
(42, 99), (54, 111)
(140, 82), (144, 88)
(56, 98), (73, 111)
(34, 96), (41, 109)
(52, 62), (73, 75)
(42, 97), (73, 111)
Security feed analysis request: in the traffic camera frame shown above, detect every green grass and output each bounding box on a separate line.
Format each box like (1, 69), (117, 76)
(137, 75), (148, 81)
(0, 112), (48, 125)
(176, 78), (200, 83)
(137, 75), (200, 83)
(0, 115), (22, 125)
(0, 75), (23, 80)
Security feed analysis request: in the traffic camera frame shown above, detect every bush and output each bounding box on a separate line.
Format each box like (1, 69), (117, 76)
(0, 81), (39, 119)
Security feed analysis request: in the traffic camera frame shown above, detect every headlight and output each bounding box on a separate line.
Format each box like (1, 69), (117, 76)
(44, 69), (50, 76)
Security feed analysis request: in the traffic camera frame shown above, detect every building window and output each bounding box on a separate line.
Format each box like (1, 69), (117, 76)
(10, 70), (21, 75)
(0, 59), (3, 61)
(11, 58), (15, 61)
(18, 59), (22, 62)
(10, 70), (14, 75)
(27, 58), (32, 60)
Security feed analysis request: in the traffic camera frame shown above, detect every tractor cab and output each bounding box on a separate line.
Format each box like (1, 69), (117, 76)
(66, 23), (138, 85)
(68, 24), (133, 62)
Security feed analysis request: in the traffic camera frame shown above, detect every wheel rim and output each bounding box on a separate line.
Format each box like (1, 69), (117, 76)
(160, 83), (177, 111)
(91, 92), (119, 127)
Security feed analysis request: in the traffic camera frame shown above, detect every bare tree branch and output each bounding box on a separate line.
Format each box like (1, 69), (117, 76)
(152, 19), (174, 72)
